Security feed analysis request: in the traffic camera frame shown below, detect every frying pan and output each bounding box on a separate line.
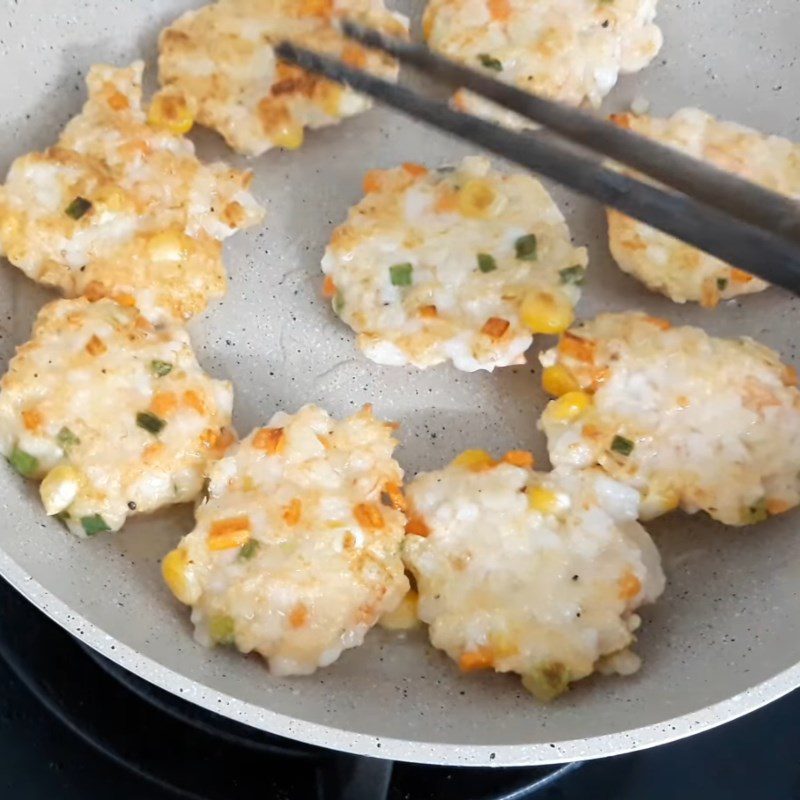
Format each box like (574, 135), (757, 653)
(1, 0), (799, 767)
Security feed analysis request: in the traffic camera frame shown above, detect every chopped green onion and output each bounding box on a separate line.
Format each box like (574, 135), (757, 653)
(56, 427), (80, 450)
(9, 447), (38, 477)
(209, 614), (236, 645)
(514, 234), (538, 261)
(65, 197), (92, 220)
(333, 290), (345, 314)
(559, 265), (586, 285)
(238, 539), (260, 561)
(717, 277), (728, 290)
(136, 411), (166, 435)
(389, 263), (413, 287)
(477, 253), (497, 273)
(81, 514), (111, 536)
(610, 435), (634, 456)
(478, 53), (503, 71)
(150, 360), (173, 377)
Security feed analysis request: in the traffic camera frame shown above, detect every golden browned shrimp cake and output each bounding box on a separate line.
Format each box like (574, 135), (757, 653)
(607, 109), (800, 306)
(539, 312), (800, 525)
(0, 62), (264, 321)
(322, 157), (588, 371)
(161, 405), (409, 676)
(0, 297), (234, 537)
(157, 0), (409, 157)
(403, 451), (665, 699)
(423, 0), (662, 127)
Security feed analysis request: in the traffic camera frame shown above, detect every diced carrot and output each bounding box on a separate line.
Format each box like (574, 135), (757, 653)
(434, 189), (458, 213)
(113, 293), (136, 308)
(450, 89), (468, 111)
(134, 315), (154, 332)
(402, 162), (428, 178)
(323, 275), (337, 298)
(83, 281), (106, 302)
(213, 427), (236, 454)
(297, 0), (332, 16)
(289, 604), (309, 629)
(588, 366), (610, 391)
(354, 502), (385, 530)
(85, 335), (107, 356)
(183, 390), (206, 414)
(481, 317), (510, 339)
(459, 647), (494, 672)
(766, 498), (792, 515)
(405, 514), (430, 537)
(200, 428), (218, 448)
(283, 498), (302, 526)
(642, 315), (671, 331)
(143, 442), (165, 463)
(730, 268), (754, 283)
(700, 280), (720, 309)
(488, 0), (511, 21)
(609, 112), (633, 129)
(150, 391), (178, 417)
(558, 332), (596, 363)
(618, 571), (642, 601)
(107, 89), (129, 111)
(223, 201), (247, 228)
(503, 450), (534, 468)
(418, 305), (438, 318)
(209, 516), (252, 551)
(342, 43), (368, 69)
(362, 170), (384, 194)
(252, 427), (286, 455)
(383, 482), (407, 511)
(22, 409), (43, 432)
(782, 365), (798, 387)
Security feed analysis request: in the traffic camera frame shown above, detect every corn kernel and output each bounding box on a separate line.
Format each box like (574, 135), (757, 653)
(542, 364), (580, 397)
(452, 449), (496, 471)
(161, 547), (200, 604)
(526, 485), (562, 515)
(546, 391), (592, 422)
(520, 290), (574, 334)
(148, 90), (196, 135)
(457, 179), (503, 218)
(40, 464), (82, 516)
(147, 230), (189, 263)
(271, 121), (304, 150)
(379, 590), (420, 631)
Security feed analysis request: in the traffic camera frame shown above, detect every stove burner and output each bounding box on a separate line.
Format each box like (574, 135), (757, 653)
(0, 578), (581, 799)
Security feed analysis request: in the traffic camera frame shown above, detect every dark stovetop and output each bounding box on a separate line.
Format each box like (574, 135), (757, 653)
(0, 576), (798, 800)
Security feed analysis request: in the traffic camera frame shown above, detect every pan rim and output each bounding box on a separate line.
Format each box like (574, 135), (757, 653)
(0, 542), (796, 766)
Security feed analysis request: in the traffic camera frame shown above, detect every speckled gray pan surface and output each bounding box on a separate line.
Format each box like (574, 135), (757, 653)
(1, 0), (799, 767)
